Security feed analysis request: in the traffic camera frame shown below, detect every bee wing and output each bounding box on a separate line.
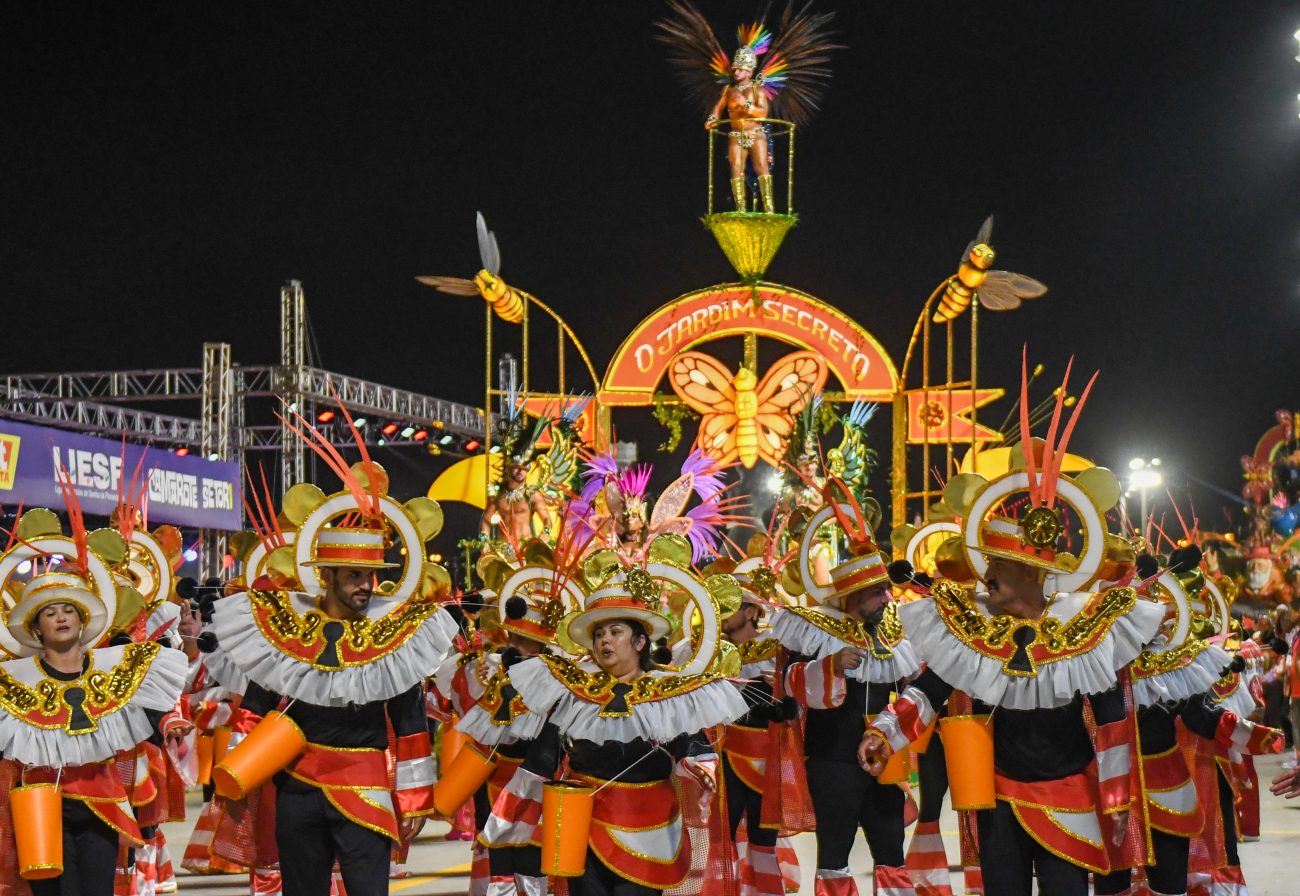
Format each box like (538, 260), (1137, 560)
(476, 211), (502, 275)
(415, 276), (480, 296)
(754, 350), (829, 409)
(977, 271), (1048, 311)
(670, 352), (738, 415)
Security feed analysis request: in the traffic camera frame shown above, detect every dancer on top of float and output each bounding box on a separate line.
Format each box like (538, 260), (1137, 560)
(213, 406), (457, 896)
(859, 354), (1164, 896)
(655, 0), (841, 215)
(0, 479), (188, 896)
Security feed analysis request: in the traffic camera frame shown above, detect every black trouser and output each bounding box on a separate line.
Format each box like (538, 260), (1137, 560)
(1217, 765), (1240, 866)
(568, 850), (660, 896)
(1094, 827), (1190, 895)
(489, 844), (542, 877)
(724, 752), (777, 848)
(275, 786), (391, 896)
(28, 798), (119, 896)
(805, 756), (905, 870)
(915, 736), (948, 823)
(975, 799), (1089, 896)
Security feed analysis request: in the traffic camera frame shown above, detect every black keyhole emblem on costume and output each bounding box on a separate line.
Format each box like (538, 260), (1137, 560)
(494, 684), (519, 723)
(316, 621), (346, 669)
(1006, 625), (1037, 674)
(64, 687), (93, 732)
(603, 682), (632, 716)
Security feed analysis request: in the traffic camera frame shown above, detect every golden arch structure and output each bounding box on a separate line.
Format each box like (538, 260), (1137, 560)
(599, 282), (898, 408)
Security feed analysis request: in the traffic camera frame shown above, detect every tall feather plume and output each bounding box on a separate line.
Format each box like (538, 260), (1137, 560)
(55, 466), (90, 575)
(276, 403), (379, 521)
(324, 381), (382, 521)
(1019, 346), (1041, 506)
(824, 477), (876, 552)
(115, 440), (151, 542)
(1042, 369), (1098, 506)
(654, 0), (731, 112)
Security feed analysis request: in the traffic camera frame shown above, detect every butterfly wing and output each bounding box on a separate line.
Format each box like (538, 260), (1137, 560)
(670, 352), (738, 416)
(752, 351), (829, 466)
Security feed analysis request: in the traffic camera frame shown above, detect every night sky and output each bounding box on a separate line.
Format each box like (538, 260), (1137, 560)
(4, 2), (1300, 538)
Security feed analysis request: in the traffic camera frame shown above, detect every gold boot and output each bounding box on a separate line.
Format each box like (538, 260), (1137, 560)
(758, 174), (776, 213)
(730, 177), (747, 213)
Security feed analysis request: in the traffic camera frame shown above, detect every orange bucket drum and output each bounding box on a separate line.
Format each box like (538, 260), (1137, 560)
(432, 742), (497, 817)
(196, 733), (215, 786)
(541, 780), (595, 877)
(11, 783), (63, 879)
(213, 711), (306, 799)
(877, 744), (912, 785)
(939, 714), (995, 810)
(439, 720), (470, 773)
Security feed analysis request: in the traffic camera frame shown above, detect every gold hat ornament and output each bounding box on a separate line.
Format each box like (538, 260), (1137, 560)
(280, 403), (448, 600)
(492, 526), (592, 646)
(568, 532), (736, 676)
(797, 478), (889, 606)
(0, 474), (123, 656)
(954, 351), (1124, 593)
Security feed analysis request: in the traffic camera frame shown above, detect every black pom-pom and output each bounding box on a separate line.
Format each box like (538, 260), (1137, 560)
(1135, 554), (1159, 580)
(109, 631), (134, 647)
(1168, 546), (1204, 574)
(499, 646), (523, 668)
(888, 560), (916, 585)
(197, 631), (219, 653)
(780, 696), (801, 722)
(913, 572), (934, 590)
(505, 596), (528, 620)
(175, 577), (198, 600)
(651, 643), (673, 665)
(203, 576), (223, 589)
(1226, 655), (1247, 675)
(1272, 637), (1290, 656)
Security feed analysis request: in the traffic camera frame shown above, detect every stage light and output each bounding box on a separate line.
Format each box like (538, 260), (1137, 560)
(433, 420), (445, 429)
(439, 434), (454, 446)
(400, 426), (416, 438)
(175, 447), (189, 457)
(207, 452), (219, 461)
(352, 417), (367, 428)
(382, 423), (399, 436)
(16, 560), (30, 575)
(413, 429), (428, 442)
(427, 444), (442, 456)
(184, 548), (199, 562)
(317, 410), (336, 423)
(377, 438), (386, 447)
(766, 472), (785, 494)
(464, 439), (481, 452)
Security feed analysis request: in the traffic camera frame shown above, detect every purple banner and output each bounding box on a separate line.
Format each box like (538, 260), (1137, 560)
(0, 418), (241, 530)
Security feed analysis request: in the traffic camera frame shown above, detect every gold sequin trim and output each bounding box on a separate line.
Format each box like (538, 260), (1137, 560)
(0, 643), (161, 733)
(538, 654), (722, 717)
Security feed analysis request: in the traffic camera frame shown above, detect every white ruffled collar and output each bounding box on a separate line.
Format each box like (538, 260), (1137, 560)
(770, 604), (920, 684)
(508, 653), (748, 744)
(0, 644), (189, 767)
(213, 589), (457, 707)
(898, 581), (1164, 710)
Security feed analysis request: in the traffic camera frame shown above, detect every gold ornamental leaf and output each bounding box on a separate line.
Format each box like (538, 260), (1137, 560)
(890, 525), (917, 554)
(646, 533), (692, 568)
(1072, 466), (1121, 512)
(582, 549), (622, 590)
(523, 539), (555, 568)
(942, 473), (986, 518)
(705, 573), (743, 619)
(16, 508), (61, 540)
(351, 461), (390, 498)
(283, 483), (327, 527)
(87, 528), (128, 567)
(404, 497), (444, 542)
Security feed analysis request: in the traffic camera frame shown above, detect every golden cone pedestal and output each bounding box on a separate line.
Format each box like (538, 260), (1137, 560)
(703, 212), (797, 286)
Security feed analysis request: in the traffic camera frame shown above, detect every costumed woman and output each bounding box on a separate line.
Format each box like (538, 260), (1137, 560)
(656, 0), (841, 214)
(486, 537), (749, 896)
(0, 497), (189, 896)
(211, 411), (458, 895)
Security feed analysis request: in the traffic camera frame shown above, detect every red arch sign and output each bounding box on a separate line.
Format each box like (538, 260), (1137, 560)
(599, 283), (898, 406)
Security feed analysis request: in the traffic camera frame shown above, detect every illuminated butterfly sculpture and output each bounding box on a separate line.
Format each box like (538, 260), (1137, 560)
(669, 349), (828, 469)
